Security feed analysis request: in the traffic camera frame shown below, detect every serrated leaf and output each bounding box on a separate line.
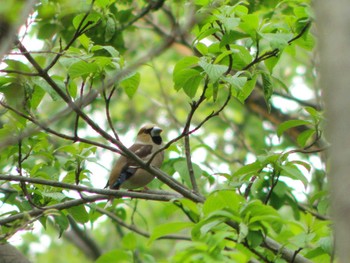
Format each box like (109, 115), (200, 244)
(120, 72), (140, 99)
(277, 119), (311, 137)
(261, 33), (293, 50)
(198, 58), (228, 83)
(149, 222), (194, 244)
(261, 73), (273, 112)
(225, 75), (247, 91)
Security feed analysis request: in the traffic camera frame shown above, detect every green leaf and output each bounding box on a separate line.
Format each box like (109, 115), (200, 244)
(68, 60), (99, 79)
(233, 161), (262, 178)
(304, 106), (322, 122)
(173, 69), (203, 98)
(32, 78), (61, 101)
(30, 85), (46, 109)
(122, 232), (137, 250)
(297, 129), (316, 147)
(238, 222), (248, 243)
(95, 249), (132, 263)
(120, 72), (140, 99)
(174, 56), (199, 73)
(67, 205), (89, 224)
(198, 58), (228, 83)
(100, 45), (119, 57)
(237, 75), (257, 103)
(215, 15), (240, 31)
(290, 160), (312, 173)
(264, 54), (280, 74)
(261, 72), (273, 112)
(247, 230), (264, 248)
(279, 163), (309, 188)
(174, 159), (203, 188)
(231, 45), (253, 69)
(195, 42), (208, 55)
(261, 33), (293, 50)
(149, 222), (194, 244)
(203, 190), (244, 215)
(96, 0), (110, 8)
(4, 59), (31, 73)
(41, 192), (66, 201)
(240, 200), (282, 233)
(72, 13), (100, 30)
(53, 212), (69, 237)
(195, 27), (219, 42)
(221, 31), (248, 47)
(225, 75), (247, 91)
(173, 56), (203, 98)
(277, 119), (311, 137)
(240, 14), (259, 36)
(192, 217), (225, 240)
(105, 15), (116, 42)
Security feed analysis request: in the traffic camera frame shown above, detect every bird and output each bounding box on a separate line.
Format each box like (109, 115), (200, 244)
(106, 123), (164, 190)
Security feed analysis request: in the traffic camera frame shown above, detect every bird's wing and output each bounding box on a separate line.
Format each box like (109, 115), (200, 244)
(109, 144), (153, 189)
(129, 143), (153, 160)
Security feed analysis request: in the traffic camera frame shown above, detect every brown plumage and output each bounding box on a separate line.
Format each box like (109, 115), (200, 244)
(107, 124), (164, 190)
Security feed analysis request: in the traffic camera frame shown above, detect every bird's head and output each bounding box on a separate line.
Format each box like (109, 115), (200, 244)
(136, 124), (163, 145)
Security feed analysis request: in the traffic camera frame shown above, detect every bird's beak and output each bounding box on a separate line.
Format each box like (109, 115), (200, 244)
(151, 126), (163, 136)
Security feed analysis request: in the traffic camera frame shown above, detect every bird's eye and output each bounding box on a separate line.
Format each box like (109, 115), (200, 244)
(146, 128), (153, 134)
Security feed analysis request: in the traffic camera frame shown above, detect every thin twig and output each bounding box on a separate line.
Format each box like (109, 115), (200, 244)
(94, 206), (190, 241)
(243, 21), (311, 70)
(102, 87), (119, 140)
(44, 0), (98, 72)
(0, 100), (122, 154)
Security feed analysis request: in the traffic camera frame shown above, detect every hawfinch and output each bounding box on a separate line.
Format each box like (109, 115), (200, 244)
(107, 124), (164, 190)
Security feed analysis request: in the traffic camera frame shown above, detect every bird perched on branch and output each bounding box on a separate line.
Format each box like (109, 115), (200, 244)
(106, 124), (164, 190)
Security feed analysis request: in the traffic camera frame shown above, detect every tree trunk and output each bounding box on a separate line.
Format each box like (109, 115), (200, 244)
(316, 0), (350, 261)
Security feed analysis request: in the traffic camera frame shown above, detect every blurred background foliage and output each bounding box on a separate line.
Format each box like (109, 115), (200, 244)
(0, 0), (330, 262)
